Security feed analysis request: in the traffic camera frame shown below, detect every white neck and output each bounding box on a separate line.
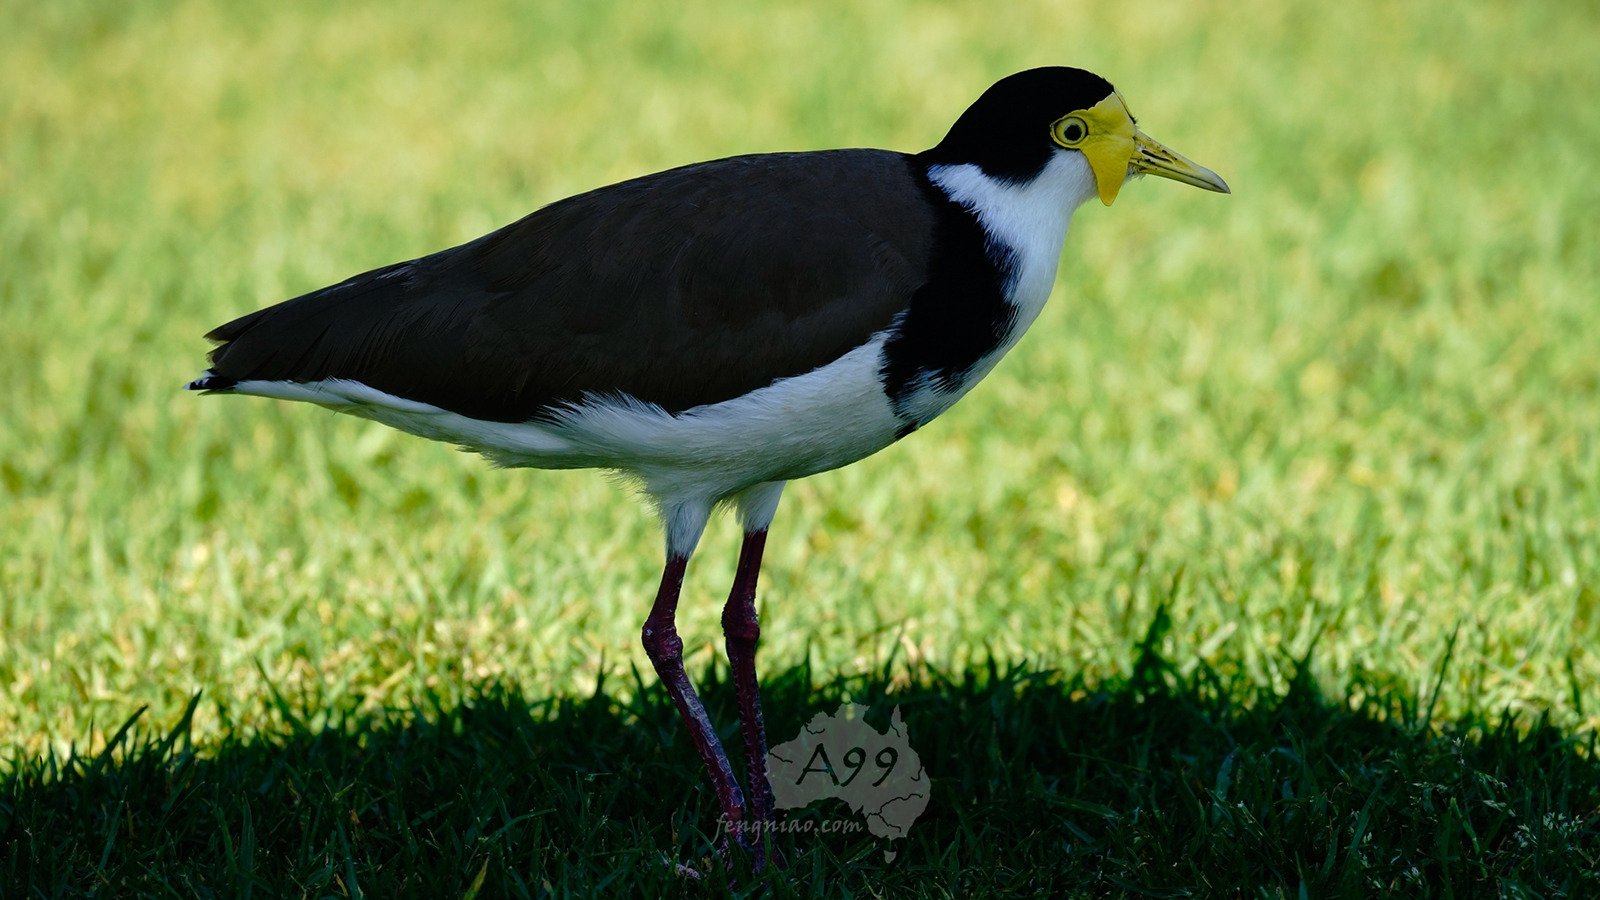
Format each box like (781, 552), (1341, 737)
(926, 151), (1099, 332)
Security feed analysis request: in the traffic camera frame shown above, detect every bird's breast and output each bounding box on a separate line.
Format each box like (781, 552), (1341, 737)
(877, 156), (1084, 426)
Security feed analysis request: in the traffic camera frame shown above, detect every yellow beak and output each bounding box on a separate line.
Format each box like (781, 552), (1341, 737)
(1068, 92), (1230, 205)
(1129, 129), (1231, 197)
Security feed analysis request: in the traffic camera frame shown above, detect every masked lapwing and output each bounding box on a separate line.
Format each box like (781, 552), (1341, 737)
(189, 66), (1229, 864)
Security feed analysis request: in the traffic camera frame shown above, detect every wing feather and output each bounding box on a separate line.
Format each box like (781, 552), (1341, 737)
(204, 150), (935, 422)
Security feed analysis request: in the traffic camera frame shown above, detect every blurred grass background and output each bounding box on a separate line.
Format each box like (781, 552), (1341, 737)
(2, 0), (1599, 770)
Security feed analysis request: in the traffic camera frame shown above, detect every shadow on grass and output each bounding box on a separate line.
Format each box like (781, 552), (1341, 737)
(4, 615), (1599, 899)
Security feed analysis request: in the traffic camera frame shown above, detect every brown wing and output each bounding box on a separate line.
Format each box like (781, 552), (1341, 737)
(202, 150), (937, 422)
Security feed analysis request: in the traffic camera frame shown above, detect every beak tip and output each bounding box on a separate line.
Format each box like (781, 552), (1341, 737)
(1194, 165), (1231, 195)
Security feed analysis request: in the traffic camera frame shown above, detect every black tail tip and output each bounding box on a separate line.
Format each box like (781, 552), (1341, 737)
(187, 371), (238, 392)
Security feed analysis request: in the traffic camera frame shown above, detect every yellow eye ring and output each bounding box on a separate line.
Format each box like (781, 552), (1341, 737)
(1052, 115), (1089, 147)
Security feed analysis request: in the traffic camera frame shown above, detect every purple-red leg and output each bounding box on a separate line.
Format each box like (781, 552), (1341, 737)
(641, 555), (748, 843)
(722, 529), (778, 865)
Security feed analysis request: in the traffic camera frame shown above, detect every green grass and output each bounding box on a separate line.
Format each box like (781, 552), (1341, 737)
(3, 0), (1600, 895)
(10, 639), (1600, 896)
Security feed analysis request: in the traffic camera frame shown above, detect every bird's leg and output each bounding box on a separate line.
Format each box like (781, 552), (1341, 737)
(641, 554), (748, 846)
(722, 528), (777, 863)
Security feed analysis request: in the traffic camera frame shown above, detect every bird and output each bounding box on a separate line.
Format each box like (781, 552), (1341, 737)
(189, 66), (1228, 864)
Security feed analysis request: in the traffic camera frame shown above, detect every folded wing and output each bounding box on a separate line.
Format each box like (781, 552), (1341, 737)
(202, 150), (936, 422)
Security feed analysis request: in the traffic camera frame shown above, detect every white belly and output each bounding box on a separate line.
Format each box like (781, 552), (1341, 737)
(227, 332), (904, 504)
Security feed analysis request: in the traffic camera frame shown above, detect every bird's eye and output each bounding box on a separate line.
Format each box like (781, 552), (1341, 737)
(1053, 116), (1088, 147)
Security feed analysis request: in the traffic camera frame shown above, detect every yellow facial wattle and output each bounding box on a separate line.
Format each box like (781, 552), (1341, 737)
(1051, 91), (1230, 205)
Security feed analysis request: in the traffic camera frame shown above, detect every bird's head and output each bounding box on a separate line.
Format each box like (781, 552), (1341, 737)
(925, 67), (1231, 206)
